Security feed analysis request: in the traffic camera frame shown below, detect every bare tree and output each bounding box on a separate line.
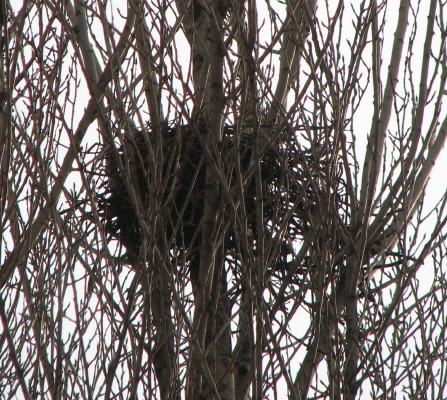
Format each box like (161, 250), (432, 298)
(1, 0), (447, 399)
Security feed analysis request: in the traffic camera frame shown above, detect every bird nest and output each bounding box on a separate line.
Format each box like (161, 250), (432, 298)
(97, 122), (342, 279)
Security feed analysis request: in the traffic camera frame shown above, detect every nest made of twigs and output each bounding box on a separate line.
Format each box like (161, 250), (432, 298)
(97, 122), (341, 275)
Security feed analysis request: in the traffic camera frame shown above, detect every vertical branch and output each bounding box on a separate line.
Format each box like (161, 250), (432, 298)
(204, 261), (234, 400)
(131, 0), (163, 129)
(234, 293), (253, 400)
(73, 0), (100, 84)
(0, 0), (8, 226)
(176, 0), (231, 398)
(341, 251), (361, 400)
(148, 269), (181, 400)
(0, 295), (31, 400)
(359, 0), (409, 230)
(267, 0), (317, 126)
(175, 0), (229, 126)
